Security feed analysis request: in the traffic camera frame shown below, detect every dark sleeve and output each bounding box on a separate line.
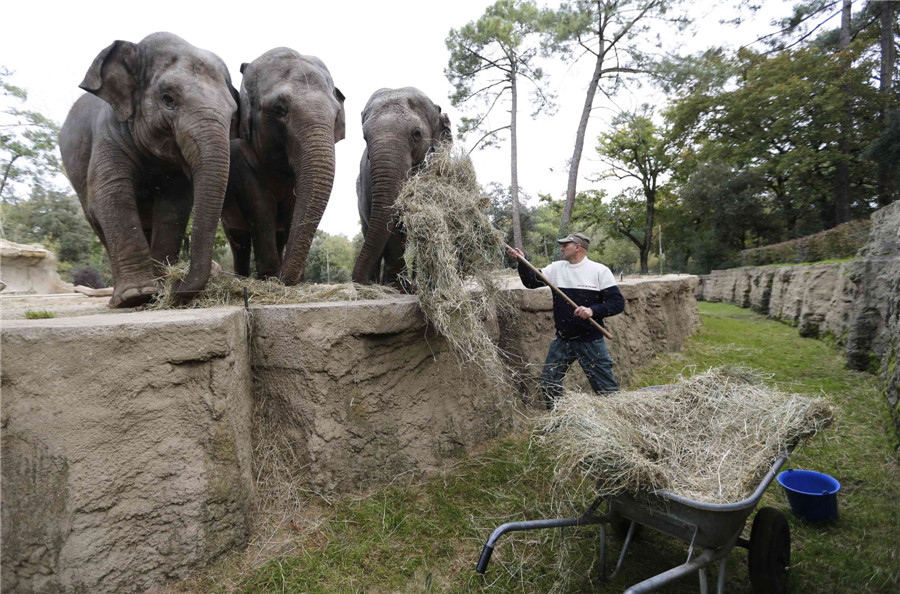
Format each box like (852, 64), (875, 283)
(517, 260), (547, 289)
(590, 285), (625, 319)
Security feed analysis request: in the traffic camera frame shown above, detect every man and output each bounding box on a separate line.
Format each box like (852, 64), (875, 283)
(507, 232), (625, 409)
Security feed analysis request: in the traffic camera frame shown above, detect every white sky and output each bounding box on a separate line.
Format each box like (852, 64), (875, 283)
(1, 0), (795, 238)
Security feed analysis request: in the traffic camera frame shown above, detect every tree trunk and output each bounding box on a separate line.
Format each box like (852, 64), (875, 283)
(833, 0), (852, 225)
(877, 0), (896, 206)
(0, 154), (22, 201)
(509, 63), (524, 251)
(642, 188), (655, 274)
(558, 2), (606, 259)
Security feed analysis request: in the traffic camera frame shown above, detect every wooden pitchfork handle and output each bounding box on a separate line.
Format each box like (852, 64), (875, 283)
(505, 244), (613, 341)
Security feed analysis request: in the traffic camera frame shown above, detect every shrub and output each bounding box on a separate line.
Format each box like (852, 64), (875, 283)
(740, 219), (872, 266)
(71, 266), (106, 289)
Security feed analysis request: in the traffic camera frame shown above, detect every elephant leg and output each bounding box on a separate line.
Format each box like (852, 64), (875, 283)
(381, 223), (406, 289)
(228, 230), (252, 277)
(87, 154), (157, 308)
(150, 176), (192, 274)
(249, 190), (281, 280)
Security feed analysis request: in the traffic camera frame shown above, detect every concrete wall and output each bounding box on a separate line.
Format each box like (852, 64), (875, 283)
(1, 276), (700, 593)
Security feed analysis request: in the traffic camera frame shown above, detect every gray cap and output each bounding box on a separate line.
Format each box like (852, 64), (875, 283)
(557, 232), (590, 250)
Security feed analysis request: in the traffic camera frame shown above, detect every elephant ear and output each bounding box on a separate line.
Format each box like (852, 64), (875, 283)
(439, 112), (453, 143)
(433, 104), (452, 143)
(227, 77), (241, 140)
(333, 87), (346, 143)
(79, 40), (139, 123)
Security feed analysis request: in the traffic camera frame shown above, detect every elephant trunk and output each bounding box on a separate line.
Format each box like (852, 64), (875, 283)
(279, 120), (337, 285)
(175, 113), (231, 298)
(352, 138), (412, 284)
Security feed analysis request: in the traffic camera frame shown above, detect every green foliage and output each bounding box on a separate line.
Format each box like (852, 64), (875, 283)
(667, 42), (888, 236)
(445, 0), (553, 148)
(303, 230), (355, 284)
(23, 309), (55, 319)
(591, 109), (676, 272)
(0, 67), (62, 201)
(740, 219), (873, 266)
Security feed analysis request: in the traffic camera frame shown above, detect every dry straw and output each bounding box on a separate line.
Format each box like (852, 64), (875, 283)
(149, 263), (399, 310)
(395, 143), (512, 376)
(541, 367), (834, 503)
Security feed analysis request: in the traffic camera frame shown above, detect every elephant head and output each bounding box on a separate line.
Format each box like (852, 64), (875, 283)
(78, 32), (239, 301)
(238, 48), (345, 284)
(352, 87), (452, 285)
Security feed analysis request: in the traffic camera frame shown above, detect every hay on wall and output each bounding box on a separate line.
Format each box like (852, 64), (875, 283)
(541, 367), (834, 503)
(394, 143), (511, 375)
(150, 263), (398, 310)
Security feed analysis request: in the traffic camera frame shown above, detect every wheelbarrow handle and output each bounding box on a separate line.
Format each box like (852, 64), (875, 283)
(476, 545), (494, 574)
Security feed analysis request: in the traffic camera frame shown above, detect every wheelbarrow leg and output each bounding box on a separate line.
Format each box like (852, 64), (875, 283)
(610, 520), (637, 579)
(699, 567), (709, 594)
(716, 556), (727, 594)
(623, 548), (717, 594)
(598, 523), (608, 582)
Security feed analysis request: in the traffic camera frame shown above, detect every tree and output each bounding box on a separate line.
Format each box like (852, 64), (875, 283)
(0, 68), (62, 202)
(595, 108), (675, 272)
(304, 231), (355, 284)
(667, 43), (883, 236)
(446, 0), (554, 250)
(484, 181), (542, 260)
(0, 185), (107, 280)
(540, 0), (688, 254)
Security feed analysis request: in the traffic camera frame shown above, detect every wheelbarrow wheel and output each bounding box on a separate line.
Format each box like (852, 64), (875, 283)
(748, 507), (790, 594)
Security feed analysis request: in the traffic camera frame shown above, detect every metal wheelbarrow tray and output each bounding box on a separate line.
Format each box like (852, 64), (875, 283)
(476, 455), (791, 593)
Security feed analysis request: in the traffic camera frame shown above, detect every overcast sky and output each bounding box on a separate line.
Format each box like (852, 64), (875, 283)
(1, 0), (795, 238)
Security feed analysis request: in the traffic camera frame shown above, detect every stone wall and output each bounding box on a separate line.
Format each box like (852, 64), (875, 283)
(1, 275), (699, 593)
(0, 241), (74, 295)
(697, 201), (900, 440)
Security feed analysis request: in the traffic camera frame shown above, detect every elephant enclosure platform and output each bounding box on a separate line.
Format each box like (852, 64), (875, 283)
(1, 275), (698, 593)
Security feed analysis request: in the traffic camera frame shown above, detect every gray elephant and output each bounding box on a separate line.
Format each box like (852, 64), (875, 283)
(59, 32), (238, 308)
(352, 87), (451, 286)
(221, 48), (345, 282)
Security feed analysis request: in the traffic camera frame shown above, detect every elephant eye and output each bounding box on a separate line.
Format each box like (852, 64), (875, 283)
(412, 128), (423, 142)
(161, 93), (176, 110)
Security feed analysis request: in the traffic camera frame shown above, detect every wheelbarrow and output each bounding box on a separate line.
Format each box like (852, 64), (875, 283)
(475, 455), (791, 593)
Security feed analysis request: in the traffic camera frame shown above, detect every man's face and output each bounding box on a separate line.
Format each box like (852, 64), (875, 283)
(561, 241), (580, 260)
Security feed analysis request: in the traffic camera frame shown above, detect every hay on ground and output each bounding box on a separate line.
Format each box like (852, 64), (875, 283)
(149, 263), (399, 310)
(541, 367), (834, 503)
(394, 143), (511, 375)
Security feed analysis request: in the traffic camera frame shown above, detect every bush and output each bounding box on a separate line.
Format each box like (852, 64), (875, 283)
(740, 219), (872, 266)
(71, 266), (106, 289)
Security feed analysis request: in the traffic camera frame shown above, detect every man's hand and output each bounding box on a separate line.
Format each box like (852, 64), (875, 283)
(506, 247), (525, 261)
(573, 306), (593, 320)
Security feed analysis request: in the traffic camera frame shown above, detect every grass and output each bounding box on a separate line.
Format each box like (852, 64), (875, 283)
(172, 302), (899, 593)
(23, 309), (56, 319)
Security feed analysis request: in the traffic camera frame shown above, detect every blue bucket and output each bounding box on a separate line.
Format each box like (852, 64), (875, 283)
(776, 468), (841, 522)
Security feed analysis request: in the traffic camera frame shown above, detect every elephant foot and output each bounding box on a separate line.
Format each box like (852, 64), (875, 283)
(108, 283), (157, 309)
(172, 279), (206, 303)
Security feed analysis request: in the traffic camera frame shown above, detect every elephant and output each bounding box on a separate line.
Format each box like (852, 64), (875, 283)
(352, 87), (451, 286)
(221, 48), (345, 282)
(59, 32), (239, 308)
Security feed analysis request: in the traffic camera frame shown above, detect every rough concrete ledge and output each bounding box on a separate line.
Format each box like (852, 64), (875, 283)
(2, 308), (254, 594)
(1, 275), (700, 593)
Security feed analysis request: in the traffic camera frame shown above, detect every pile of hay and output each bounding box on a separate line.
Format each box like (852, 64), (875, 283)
(394, 143), (511, 374)
(541, 367), (834, 503)
(150, 263), (398, 310)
